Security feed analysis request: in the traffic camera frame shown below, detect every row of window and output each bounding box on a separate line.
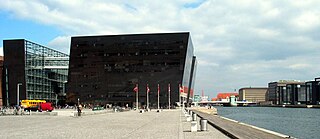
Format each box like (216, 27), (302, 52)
(77, 61), (180, 68)
(73, 67), (176, 78)
(27, 92), (56, 99)
(77, 51), (181, 58)
(75, 40), (185, 48)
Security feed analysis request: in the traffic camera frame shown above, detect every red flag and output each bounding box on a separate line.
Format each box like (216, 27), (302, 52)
(179, 85), (184, 93)
(168, 84), (171, 92)
(147, 84), (150, 94)
(133, 84), (138, 93)
(157, 84), (160, 94)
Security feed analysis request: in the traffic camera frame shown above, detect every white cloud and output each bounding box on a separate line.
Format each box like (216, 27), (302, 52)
(251, 27), (281, 39)
(1, 0), (320, 97)
(47, 36), (71, 54)
(291, 11), (320, 31)
(288, 63), (311, 70)
(198, 59), (219, 67)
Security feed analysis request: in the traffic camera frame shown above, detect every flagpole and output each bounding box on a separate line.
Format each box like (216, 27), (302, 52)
(136, 84), (139, 110)
(157, 84), (160, 110)
(147, 84), (149, 110)
(168, 83), (171, 110)
(179, 84), (181, 108)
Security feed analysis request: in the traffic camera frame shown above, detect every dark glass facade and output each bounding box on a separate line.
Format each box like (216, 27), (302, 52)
(285, 84), (305, 105)
(3, 39), (68, 106)
(0, 56), (3, 107)
(67, 32), (196, 107)
(305, 78), (320, 105)
(268, 80), (304, 105)
(268, 79), (320, 105)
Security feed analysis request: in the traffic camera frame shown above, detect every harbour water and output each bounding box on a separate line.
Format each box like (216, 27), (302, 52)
(215, 106), (320, 139)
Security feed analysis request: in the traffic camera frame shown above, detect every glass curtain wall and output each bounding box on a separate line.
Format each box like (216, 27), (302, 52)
(25, 40), (68, 102)
(305, 82), (312, 104)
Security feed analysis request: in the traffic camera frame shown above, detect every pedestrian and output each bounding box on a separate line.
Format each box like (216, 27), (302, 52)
(77, 104), (82, 117)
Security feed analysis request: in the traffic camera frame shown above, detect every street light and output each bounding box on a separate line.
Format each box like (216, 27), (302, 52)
(17, 83), (22, 106)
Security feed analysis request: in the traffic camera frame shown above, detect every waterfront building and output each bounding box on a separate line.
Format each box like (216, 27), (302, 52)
(201, 95), (209, 102)
(268, 80), (304, 105)
(0, 56), (3, 107)
(285, 83), (305, 105)
(211, 98), (218, 101)
(238, 87), (268, 103)
(305, 77), (320, 105)
(67, 32), (196, 107)
(216, 93), (238, 102)
(3, 39), (69, 106)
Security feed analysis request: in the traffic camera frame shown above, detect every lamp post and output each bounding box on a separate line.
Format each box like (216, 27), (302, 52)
(17, 83), (22, 106)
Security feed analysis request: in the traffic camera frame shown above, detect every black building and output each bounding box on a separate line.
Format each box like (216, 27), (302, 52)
(305, 78), (320, 105)
(285, 84), (305, 105)
(3, 39), (69, 106)
(67, 32), (196, 108)
(268, 80), (304, 105)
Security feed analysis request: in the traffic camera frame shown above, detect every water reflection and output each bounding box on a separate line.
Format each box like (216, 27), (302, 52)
(215, 107), (320, 139)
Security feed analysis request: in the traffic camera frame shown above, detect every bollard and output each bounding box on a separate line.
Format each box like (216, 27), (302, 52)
(192, 113), (197, 121)
(191, 121), (197, 132)
(200, 119), (208, 131)
(186, 115), (191, 122)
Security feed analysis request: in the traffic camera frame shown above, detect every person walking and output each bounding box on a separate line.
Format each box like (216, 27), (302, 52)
(77, 104), (82, 117)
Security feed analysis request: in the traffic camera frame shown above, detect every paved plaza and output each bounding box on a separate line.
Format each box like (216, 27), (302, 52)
(0, 109), (229, 139)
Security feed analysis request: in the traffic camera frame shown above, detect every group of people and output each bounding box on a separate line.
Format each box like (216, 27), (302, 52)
(0, 106), (25, 115)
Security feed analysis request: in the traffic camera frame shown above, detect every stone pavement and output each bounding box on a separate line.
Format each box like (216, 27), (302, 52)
(0, 109), (229, 139)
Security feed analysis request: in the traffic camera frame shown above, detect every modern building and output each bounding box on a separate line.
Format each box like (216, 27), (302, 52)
(305, 77), (320, 105)
(67, 32), (197, 108)
(285, 83), (305, 105)
(268, 80), (304, 105)
(215, 93), (239, 102)
(238, 87), (268, 103)
(3, 39), (69, 106)
(0, 56), (3, 107)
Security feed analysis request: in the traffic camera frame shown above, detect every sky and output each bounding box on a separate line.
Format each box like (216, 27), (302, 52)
(1, 0), (320, 98)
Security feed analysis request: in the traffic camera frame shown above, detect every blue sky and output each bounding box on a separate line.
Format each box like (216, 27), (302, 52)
(0, 12), (61, 48)
(1, 0), (320, 98)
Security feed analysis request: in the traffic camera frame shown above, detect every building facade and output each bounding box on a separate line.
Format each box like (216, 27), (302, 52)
(67, 32), (196, 108)
(3, 39), (69, 106)
(285, 84), (305, 105)
(215, 93), (239, 102)
(238, 87), (268, 103)
(268, 80), (305, 105)
(305, 78), (320, 105)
